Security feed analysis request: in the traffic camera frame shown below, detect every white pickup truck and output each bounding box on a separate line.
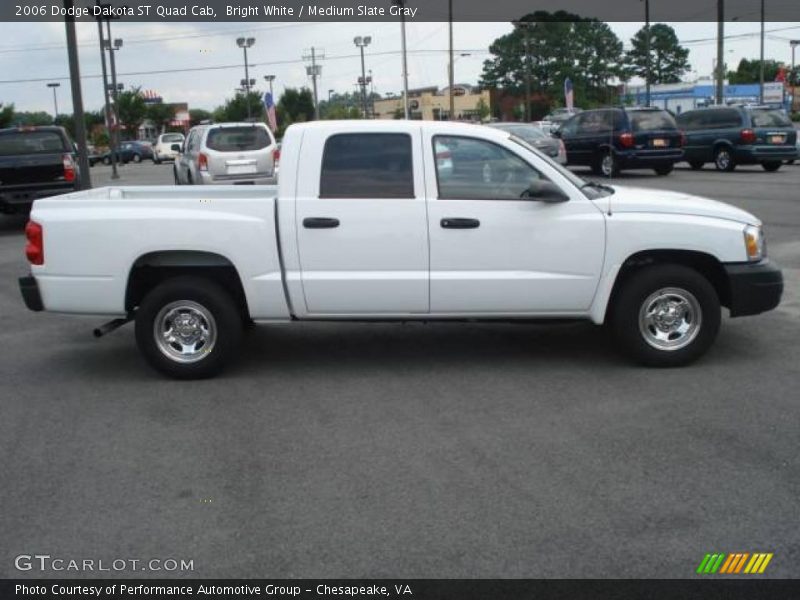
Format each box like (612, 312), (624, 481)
(19, 121), (783, 378)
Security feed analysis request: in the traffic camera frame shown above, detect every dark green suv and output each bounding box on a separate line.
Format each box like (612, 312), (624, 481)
(676, 105), (796, 172)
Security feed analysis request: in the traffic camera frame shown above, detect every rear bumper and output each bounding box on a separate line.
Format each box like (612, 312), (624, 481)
(724, 260), (783, 317)
(19, 276), (43, 312)
(734, 145), (797, 163)
(199, 172), (276, 185)
(617, 149), (684, 167)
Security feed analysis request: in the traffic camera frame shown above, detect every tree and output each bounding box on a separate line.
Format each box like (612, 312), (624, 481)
(0, 103), (14, 128)
(54, 110), (104, 139)
(625, 23), (690, 84)
(146, 102), (175, 134)
(476, 98), (491, 121)
(11, 111), (53, 126)
(278, 88), (315, 123)
(727, 58), (784, 84)
(480, 11), (625, 111)
(212, 91), (264, 122)
(115, 88), (147, 139)
(189, 108), (212, 126)
(319, 91), (362, 119)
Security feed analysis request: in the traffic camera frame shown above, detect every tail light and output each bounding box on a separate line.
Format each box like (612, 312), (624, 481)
(272, 147), (280, 168)
(198, 152), (208, 171)
(25, 220), (44, 265)
(62, 153), (76, 182)
(619, 132), (635, 148)
(740, 129), (757, 144)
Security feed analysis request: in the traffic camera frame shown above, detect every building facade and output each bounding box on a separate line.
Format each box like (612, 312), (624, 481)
(373, 84), (491, 121)
(623, 80), (793, 114)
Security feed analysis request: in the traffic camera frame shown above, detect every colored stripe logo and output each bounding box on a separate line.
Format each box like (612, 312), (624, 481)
(697, 553), (773, 574)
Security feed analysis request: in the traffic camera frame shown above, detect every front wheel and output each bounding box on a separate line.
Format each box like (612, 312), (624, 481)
(132, 153), (142, 163)
(135, 277), (243, 379)
(610, 264), (720, 367)
(762, 161), (782, 172)
(714, 147), (736, 172)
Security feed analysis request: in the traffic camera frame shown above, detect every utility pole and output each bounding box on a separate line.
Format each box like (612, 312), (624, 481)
(716, 0), (725, 105)
(759, 0), (765, 104)
(63, 0), (91, 189)
(95, 10), (117, 180)
(236, 37), (255, 120)
(354, 36), (372, 118)
(513, 20), (532, 122)
(644, 0), (651, 106)
(448, 0), (454, 120)
(47, 83), (60, 119)
(304, 47), (324, 120)
(392, 0), (410, 119)
(105, 22), (122, 177)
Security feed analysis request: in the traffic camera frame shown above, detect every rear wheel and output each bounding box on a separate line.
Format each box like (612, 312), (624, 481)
(103, 156), (111, 166)
(762, 161), (782, 172)
(132, 153), (142, 163)
(153, 156), (161, 165)
(135, 277), (243, 379)
(654, 164), (674, 176)
(595, 151), (620, 177)
(610, 264), (720, 367)
(688, 160), (704, 170)
(714, 147), (736, 172)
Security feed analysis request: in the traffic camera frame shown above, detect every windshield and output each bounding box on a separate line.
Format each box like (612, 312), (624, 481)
(509, 134), (614, 199)
(0, 130), (67, 156)
(162, 133), (184, 143)
(206, 126), (271, 152)
(750, 109), (792, 128)
(630, 110), (677, 132)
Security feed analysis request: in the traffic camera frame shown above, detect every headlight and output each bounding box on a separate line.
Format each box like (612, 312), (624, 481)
(744, 225), (765, 261)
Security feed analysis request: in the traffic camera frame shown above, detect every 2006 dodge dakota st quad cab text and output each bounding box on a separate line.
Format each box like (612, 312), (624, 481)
(18, 121), (783, 378)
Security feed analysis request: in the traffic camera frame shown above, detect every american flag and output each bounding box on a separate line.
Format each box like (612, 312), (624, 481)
(263, 92), (277, 132)
(564, 78), (574, 111)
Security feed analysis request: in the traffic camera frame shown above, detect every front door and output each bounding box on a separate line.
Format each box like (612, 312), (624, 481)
(425, 134), (606, 315)
(295, 129), (429, 315)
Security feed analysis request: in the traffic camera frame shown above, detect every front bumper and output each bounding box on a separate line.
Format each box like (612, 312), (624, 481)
(725, 260), (783, 317)
(19, 276), (43, 312)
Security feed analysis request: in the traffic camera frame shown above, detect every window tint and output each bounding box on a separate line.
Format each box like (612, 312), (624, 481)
(629, 110), (677, 132)
(750, 109), (792, 128)
(162, 133), (184, 143)
(206, 126), (271, 152)
(433, 135), (551, 200)
(676, 111), (698, 130)
(320, 133), (414, 199)
(0, 131), (67, 156)
(578, 111), (615, 133)
(707, 109), (742, 129)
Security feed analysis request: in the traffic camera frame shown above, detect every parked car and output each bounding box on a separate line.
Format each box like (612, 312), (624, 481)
(20, 121), (782, 378)
(174, 122), (278, 185)
(152, 132), (185, 164)
(784, 131), (800, 165)
(0, 126), (80, 214)
(97, 141), (153, 165)
(675, 105), (797, 172)
(488, 122), (567, 164)
(556, 107), (684, 176)
(544, 108), (583, 123)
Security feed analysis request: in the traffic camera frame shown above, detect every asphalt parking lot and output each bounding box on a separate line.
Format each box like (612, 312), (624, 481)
(1, 160), (799, 578)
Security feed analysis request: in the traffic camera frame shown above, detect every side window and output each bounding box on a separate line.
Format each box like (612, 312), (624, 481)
(433, 135), (551, 201)
(320, 133), (414, 199)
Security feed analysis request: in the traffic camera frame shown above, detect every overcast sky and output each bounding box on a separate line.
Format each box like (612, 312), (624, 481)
(1, 20), (798, 114)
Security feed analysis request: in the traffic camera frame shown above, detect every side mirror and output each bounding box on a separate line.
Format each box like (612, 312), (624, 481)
(171, 143), (182, 153)
(525, 181), (569, 203)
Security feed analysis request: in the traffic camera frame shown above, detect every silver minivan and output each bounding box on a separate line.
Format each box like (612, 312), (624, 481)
(173, 122), (278, 185)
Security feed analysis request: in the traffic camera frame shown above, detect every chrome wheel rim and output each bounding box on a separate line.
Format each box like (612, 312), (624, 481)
(154, 300), (216, 363)
(716, 150), (730, 170)
(601, 154), (614, 176)
(638, 287), (702, 352)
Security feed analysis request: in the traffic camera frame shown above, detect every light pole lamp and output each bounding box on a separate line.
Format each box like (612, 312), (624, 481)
(47, 82), (60, 119)
(264, 74), (276, 97)
(354, 36), (372, 118)
(236, 37), (256, 120)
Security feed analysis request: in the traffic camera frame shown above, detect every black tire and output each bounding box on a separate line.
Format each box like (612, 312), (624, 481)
(762, 161), (781, 172)
(135, 277), (243, 379)
(654, 164), (674, 176)
(688, 160), (704, 170)
(153, 156), (161, 165)
(787, 159), (795, 165)
(132, 153), (142, 163)
(186, 171), (193, 185)
(593, 150), (619, 177)
(610, 264), (721, 368)
(714, 146), (736, 172)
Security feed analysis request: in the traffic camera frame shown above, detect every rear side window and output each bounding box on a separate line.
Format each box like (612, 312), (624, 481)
(707, 109), (742, 129)
(320, 133), (414, 199)
(629, 111), (677, 132)
(676, 111), (698, 130)
(206, 127), (271, 152)
(0, 131), (67, 156)
(750, 109), (792, 128)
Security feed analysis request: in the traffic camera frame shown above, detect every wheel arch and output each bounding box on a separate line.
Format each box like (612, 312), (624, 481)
(125, 250), (249, 318)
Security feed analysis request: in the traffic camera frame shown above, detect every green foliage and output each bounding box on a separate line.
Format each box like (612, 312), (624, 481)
(11, 111), (53, 126)
(476, 98), (491, 121)
(0, 103), (15, 128)
(145, 102), (176, 133)
(625, 23), (690, 84)
(189, 108), (212, 126)
(278, 88), (315, 123)
(320, 91), (364, 119)
(115, 87), (147, 139)
(727, 59), (784, 84)
(212, 91), (264, 123)
(54, 110), (104, 139)
(480, 11), (624, 111)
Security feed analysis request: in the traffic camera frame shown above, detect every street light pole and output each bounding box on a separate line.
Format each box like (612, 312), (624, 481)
(392, 0), (410, 119)
(105, 27), (122, 176)
(791, 40), (799, 112)
(513, 20), (532, 122)
(448, 0), (454, 120)
(47, 83), (60, 119)
(237, 37), (255, 120)
(354, 36), (372, 118)
(716, 0), (725, 105)
(95, 13), (117, 180)
(263, 74), (275, 98)
(759, 0), (765, 104)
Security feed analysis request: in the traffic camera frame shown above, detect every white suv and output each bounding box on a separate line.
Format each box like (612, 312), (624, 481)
(152, 132), (185, 164)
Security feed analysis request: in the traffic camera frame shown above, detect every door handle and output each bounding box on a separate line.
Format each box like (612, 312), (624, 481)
(303, 217), (340, 229)
(441, 218), (480, 229)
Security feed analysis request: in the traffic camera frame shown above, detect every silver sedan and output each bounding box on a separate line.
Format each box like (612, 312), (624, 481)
(488, 122), (567, 165)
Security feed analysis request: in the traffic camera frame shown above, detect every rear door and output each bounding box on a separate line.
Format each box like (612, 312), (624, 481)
(628, 110), (682, 152)
(294, 127), (429, 315)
